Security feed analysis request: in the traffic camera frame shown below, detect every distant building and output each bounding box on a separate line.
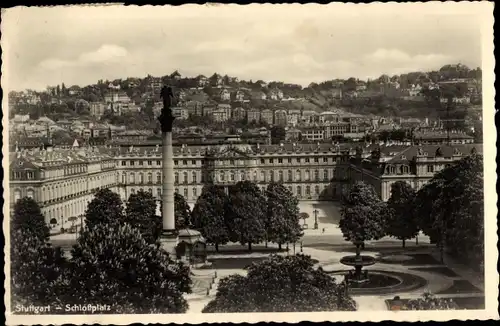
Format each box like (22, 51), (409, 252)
(220, 88), (231, 101)
(232, 107), (247, 121)
(212, 107), (231, 122)
(172, 107), (188, 120)
(300, 125), (324, 141)
(274, 109), (288, 127)
(413, 131), (474, 145)
(247, 109), (261, 123)
(90, 102), (107, 118)
(260, 109), (274, 125)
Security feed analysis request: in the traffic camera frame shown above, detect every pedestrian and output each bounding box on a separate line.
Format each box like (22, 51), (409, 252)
(322, 228), (325, 234)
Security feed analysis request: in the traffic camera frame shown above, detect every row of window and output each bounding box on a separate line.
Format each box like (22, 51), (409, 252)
(121, 169), (332, 184)
(119, 156), (345, 167)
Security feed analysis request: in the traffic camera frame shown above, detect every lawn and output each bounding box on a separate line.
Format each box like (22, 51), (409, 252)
(436, 280), (483, 295)
(411, 266), (459, 277)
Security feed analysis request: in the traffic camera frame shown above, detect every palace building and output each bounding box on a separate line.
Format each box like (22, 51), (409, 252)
(9, 142), (356, 224)
(9, 141), (482, 224)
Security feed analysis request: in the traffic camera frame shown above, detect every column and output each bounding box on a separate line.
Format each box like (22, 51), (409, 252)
(162, 131), (175, 231)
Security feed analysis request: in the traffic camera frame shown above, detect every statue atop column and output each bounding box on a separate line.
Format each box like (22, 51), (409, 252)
(158, 85), (176, 133)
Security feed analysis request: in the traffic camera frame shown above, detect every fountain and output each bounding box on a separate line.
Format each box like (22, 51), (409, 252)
(340, 241), (376, 283)
(327, 241), (428, 295)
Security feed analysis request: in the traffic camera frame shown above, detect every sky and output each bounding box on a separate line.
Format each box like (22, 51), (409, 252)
(2, 3), (487, 91)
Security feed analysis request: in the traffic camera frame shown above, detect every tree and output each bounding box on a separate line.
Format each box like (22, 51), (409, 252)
(69, 223), (191, 313)
(385, 181), (419, 248)
(265, 183), (303, 249)
(85, 188), (125, 229)
(414, 154), (483, 268)
(299, 212), (309, 226)
(339, 182), (386, 254)
(174, 193), (192, 229)
(191, 185), (230, 252)
(270, 126), (286, 144)
(125, 190), (161, 244)
(11, 197), (49, 242)
(226, 181), (266, 251)
(202, 254), (356, 312)
(10, 199), (68, 308)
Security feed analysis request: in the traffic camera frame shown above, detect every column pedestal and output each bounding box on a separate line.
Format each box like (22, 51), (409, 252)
(160, 231), (178, 255)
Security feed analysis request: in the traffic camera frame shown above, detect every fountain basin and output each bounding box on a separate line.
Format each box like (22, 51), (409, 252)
(340, 255), (376, 267)
(328, 270), (428, 295)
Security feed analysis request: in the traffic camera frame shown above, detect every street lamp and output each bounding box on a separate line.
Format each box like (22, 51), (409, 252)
(313, 209), (319, 230)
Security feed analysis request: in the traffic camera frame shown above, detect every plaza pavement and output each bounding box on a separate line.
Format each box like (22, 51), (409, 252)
(186, 238), (484, 313)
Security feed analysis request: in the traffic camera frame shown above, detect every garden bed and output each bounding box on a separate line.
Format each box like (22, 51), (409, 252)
(385, 296), (485, 310)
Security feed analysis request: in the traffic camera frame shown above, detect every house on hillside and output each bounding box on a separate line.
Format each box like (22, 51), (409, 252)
(355, 82), (367, 91)
(89, 102), (107, 118)
(197, 75), (208, 87)
(232, 107), (247, 121)
(269, 88), (284, 101)
(235, 89), (245, 102)
(251, 91), (267, 100)
(212, 107), (231, 122)
(260, 109), (274, 125)
(68, 85), (82, 96)
(171, 71), (182, 80)
(172, 107), (188, 120)
(408, 84), (423, 97)
(274, 109), (288, 127)
(220, 88), (231, 101)
(247, 108), (261, 123)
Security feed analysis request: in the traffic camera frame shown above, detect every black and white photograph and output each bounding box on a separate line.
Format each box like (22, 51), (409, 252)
(2, 2), (497, 324)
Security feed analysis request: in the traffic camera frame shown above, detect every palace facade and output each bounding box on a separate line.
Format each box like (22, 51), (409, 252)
(9, 141), (482, 224)
(9, 142), (355, 224)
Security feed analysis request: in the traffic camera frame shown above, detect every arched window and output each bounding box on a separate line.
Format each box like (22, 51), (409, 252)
(192, 171), (197, 183)
(230, 171), (235, 182)
(129, 173), (135, 183)
(305, 170), (310, 181)
(175, 172), (179, 184)
(183, 172), (188, 184)
(268, 170), (274, 182)
(296, 170), (301, 181)
(14, 189), (21, 203)
(315, 185), (320, 195)
(314, 169), (319, 181)
(240, 171), (245, 181)
(324, 170), (329, 181)
(297, 186), (302, 197)
(122, 172), (126, 184)
(220, 171), (225, 182)
(148, 188), (153, 193)
(147, 173), (153, 183)
(184, 188), (188, 198)
(260, 171), (265, 182)
(157, 172), (162, 183)
(288, 170), (293, 182)
(157, 188), (161, 198)
(279, 170), (284, 181)
(306, 185), (311, 195)
(139, 173), (144, 183)
(253, 171), (257, 181)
